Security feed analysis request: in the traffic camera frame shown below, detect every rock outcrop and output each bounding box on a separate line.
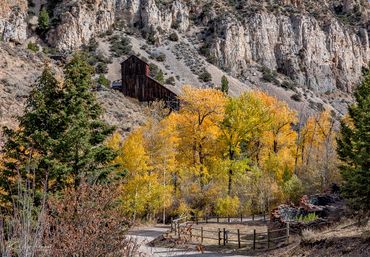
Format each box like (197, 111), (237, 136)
(0, 0), (28, 44)
(47, 0), (190, 51)
(211, 13), (369, 94)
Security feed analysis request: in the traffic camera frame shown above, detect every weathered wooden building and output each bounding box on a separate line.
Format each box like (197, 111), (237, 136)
(120, 55), (179, 110)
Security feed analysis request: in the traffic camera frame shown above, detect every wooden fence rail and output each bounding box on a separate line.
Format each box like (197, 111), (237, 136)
(171, 218), (290, 251)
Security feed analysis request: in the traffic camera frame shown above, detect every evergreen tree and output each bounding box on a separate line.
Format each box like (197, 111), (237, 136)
(221, 75), (229, 94)
(2, 55), (116, 202)
(2, 68), (65, 202)
(337, 65), (370, 212)
(38, 8), (50, 33)
(58, 53), (116, 187)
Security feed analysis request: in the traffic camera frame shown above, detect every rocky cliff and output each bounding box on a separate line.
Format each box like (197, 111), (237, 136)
(0, 0), (28, 44)
(211, 12), (368, 94)
(45, 0), (369, 96)
(0, 0), (369, 124)
(47, 0), (190, 51)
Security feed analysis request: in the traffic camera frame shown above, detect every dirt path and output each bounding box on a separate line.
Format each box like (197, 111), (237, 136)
(127, 225), (248, 257)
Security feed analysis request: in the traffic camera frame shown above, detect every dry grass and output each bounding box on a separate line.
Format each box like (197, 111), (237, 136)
(302, 219), (370, 243)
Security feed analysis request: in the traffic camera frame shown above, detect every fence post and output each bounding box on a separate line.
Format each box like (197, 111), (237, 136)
(223, 228), (226, 246)
(205, 215), (208, 223)
(240, 214), (243, 222)
(237, 229), (241, 248)
(218, 228), (221, 245)
(217, 216), (219, 223)
(228, 216), (230, 223)
(201, 227), (204, 243)
(267, 228), (270, 249)
(252, 214), (254, 221)
(178, 223), (180, 237)
(263, 212), (266, 221)
(196, 215), (198, 225)
(253, 229), (256, 250)
(286, 222), (290, 244)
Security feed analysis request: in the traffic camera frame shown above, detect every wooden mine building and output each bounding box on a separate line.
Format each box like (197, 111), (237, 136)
(120, 55), (179, 110)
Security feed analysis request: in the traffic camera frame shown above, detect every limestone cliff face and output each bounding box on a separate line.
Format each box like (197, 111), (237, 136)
(211, 13), (369, 93)
(0, 0), (28, 44)
(47, 0), (190, 51)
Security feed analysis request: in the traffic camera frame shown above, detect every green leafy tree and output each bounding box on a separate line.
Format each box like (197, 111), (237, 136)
(38, 8), (50, 33)
(337, 65), (370, 212)
(221, 75), (229, 94)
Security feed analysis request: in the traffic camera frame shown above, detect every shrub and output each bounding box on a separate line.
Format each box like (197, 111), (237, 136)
(165, 76), (176, 86)
(44, 183), (140, 256)
(97, 75), (111, 88)
(296, 212), (319, 223)
(156, 70), (164, 84)
(214, 196), (240, 217)
(109, 36), (132, 57)
(27, 42), (39, 52)
(149, 63), (159, 78)
(199, 70), (212, 82)
(261, 66), (279, 85)
(169, 32), (179, 41)
(156, 52), (166, 62)
(283, 175), (303, 204)
(96, 62), (108, 74)
(291, 93), (302, 102)
(281, 80), (295, 90)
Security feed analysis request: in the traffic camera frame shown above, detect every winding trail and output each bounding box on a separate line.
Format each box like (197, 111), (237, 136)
(127, 225), (246, 257)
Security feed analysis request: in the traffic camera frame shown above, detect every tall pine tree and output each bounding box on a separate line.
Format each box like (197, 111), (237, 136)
(1, 55), (116, 204)
(2, 68), (65, 202)
(60, 53), (116, 187)
(337, 65), (370, 212)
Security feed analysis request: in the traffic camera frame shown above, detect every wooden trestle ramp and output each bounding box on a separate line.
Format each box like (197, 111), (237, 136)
(168, 215), (290, 251)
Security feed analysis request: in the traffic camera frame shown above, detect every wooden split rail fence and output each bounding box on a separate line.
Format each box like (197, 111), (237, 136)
(170, 215), (289, 250)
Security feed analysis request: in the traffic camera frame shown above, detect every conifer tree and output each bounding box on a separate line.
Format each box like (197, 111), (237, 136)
(221, 75), (229, 95)
(38, 8), (50, 33)
(337, 65), (370, 212)
(1, 68), (65, 203)
(1, 55), (116, 202)
(59, 53), (116, 187)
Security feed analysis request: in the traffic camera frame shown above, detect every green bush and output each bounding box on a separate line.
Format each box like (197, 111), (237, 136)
(149, 63), (159, 78)
(96, 62), (108, 74)
(296, 213), (318, 223)
(156, 70), (164, 84)
(261, 66), (279, 85)
(169, 32), (179, 41)
(156, 52), (166, 62)
(199, 70), (212, 82)
(27, 42), (39, 52)
(109, 36), (132, 57)
(283, 175), (303, 204)
(165, 76), (175, 86)
(97, 75), (111, 88)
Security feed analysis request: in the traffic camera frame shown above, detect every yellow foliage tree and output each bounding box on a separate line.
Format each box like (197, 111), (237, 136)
(254, 92), (298, 183)
(171, 85), (227, 190)
(297, 110), (339, 191)
(220, 92), (271, 195)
